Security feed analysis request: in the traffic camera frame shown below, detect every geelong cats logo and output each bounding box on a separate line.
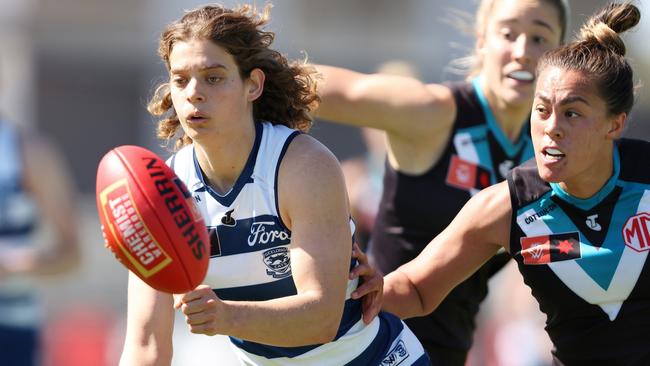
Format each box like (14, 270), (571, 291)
(263, 247), (291, 279)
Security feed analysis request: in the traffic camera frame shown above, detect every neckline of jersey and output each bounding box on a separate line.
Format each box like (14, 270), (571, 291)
(472, 77), (529, 157)
(549, 145), (620, 211)
(192, 121), (263, 207)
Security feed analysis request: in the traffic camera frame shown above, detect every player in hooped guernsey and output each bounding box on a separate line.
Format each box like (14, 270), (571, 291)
(169, 122), (429, 365)
(0, 120), (79, 365)
(0, 121), (41, 359)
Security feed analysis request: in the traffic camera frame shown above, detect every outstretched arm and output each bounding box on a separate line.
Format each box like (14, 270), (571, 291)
(314, 65), (457, 174)
(383, 181), (512, 318)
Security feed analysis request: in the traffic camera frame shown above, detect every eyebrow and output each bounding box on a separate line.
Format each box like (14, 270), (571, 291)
(170, 63), (227, 73)
(535, 94), (591, 106)
(533, 20), (556, 33)
(498, 18), (556, 34)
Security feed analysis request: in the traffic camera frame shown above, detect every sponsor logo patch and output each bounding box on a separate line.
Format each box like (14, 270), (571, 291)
(445, 155), (491, 191)
(381, 340), (409, 366)
(248, 221), (290, 247)
(623, 212), (650, 252)
(523, 203), (557, 225)
(100, 180), (172, 277)
(585, 214), (602, 231)
(520, 232), (581, 265)
(221, 209), (236, 226)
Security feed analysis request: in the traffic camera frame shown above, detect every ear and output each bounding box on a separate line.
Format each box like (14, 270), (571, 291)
(605, 112), (626, 140)
(245, 68), (265, 102)
(476, 31), (486, 56)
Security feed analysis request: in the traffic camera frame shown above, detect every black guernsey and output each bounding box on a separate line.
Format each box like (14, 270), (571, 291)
(370, 79), (533, 362)
(508, 139), (650, 365)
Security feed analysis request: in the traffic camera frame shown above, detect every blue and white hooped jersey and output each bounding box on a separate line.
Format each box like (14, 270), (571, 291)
(169, 122), (429, 366)
(508, 139), (650, 363)
(0, 121), (40, 328)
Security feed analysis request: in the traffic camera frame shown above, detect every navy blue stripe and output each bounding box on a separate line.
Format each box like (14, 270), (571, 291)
(345, 312), (405, 366)
(274, 130), (301, 232)
(215, 276), (297, 301)
(231, 296), (363, 359)
(349, 256), (358, 271)
(334, 297), (362, 339)
(194, 122), (263, 207)
(0, 224), (36, 237)
(0, 293), (35, 305)
(230, 336), (320, 359)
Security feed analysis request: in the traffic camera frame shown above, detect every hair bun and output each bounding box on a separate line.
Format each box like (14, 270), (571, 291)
(578, 3), (641, 57)
(580, 21), (625, 55)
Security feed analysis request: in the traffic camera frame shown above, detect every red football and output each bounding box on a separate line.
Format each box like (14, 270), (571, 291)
(96, 145), (209, 293)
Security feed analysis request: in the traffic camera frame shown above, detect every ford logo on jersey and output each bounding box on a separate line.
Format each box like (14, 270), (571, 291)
(248, 221), (290, 246)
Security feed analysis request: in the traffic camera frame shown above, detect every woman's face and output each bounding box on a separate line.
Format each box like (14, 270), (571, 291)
(531, 66), (625, 197)
(168, 39), (258, 142)
(479, 0), (563, 109)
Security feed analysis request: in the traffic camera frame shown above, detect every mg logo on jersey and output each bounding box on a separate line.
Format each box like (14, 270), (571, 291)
(381, 340), (409, 366)
(585, 214), (602, 231)
(623, 212), (650, 252)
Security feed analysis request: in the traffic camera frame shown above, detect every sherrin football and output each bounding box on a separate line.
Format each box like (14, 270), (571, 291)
(96, 145), (209, 293)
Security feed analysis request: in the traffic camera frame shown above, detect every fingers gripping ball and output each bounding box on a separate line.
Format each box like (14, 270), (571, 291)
(96, 145), (209, 293)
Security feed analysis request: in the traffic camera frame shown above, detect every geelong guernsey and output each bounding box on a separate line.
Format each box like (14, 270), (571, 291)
(169, 122), (429, 366)
(508, 139), (650, 364)
(0, 121), (41, 328)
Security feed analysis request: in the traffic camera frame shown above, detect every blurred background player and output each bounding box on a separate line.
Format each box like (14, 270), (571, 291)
(0, 117), (80, 365)
(313, 0), (569, 364)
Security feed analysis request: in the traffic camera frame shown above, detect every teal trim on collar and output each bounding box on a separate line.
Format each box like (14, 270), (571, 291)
(471, 77), (527, 156)
(550, 146), (620, 211)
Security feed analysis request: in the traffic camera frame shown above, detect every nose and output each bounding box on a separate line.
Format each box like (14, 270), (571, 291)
(186, 78), (205, 103)
(544, 113), (563, 139)
(512, 34), (532, 65)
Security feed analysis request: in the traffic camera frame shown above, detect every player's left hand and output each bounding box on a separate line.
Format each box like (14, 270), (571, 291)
(174, 284), (224, 336)
(349, 243), (383, 325)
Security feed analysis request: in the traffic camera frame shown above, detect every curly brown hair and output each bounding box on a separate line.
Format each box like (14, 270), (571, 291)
(538, 2), (640, 116)
(148, 4), (320, 150)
